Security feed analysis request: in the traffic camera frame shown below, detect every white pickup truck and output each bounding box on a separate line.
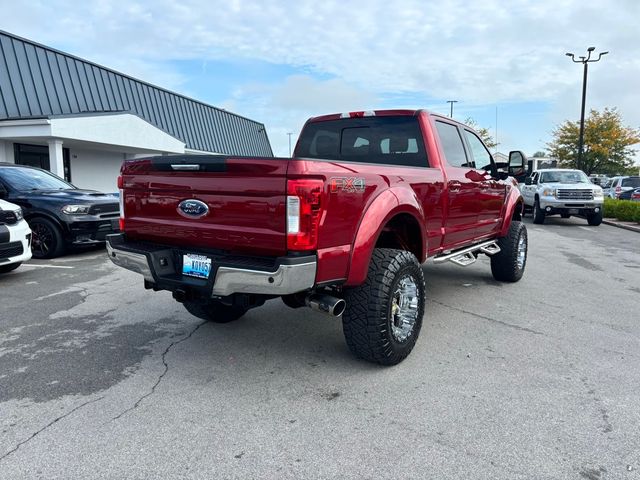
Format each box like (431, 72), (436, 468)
(520, 168), (604, 225)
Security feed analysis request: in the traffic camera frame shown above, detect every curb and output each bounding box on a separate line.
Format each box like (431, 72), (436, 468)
(602, 219), (640, 233)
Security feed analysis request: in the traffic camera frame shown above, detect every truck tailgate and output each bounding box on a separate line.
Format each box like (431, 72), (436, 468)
(121, 156), (289, 256)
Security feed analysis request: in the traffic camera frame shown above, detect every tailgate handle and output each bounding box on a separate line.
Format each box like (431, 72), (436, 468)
(171, 164), (200, 171)
(151, 155), (227, 172)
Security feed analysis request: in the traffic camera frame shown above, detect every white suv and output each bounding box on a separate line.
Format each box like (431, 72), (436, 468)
(520, 169), (604, 226)
(0, 199), (32, 273)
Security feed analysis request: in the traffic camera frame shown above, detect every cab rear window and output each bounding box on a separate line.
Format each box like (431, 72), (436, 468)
(295, 116), (428, 167)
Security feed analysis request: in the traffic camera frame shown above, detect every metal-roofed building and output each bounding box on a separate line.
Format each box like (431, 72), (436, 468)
(0, 30), (273, 192)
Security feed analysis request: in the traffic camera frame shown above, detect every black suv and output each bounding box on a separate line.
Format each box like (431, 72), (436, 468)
(0, 163), (120, 258)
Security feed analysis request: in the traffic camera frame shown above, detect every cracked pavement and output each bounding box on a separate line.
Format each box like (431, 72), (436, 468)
(0, 217), (639, 479)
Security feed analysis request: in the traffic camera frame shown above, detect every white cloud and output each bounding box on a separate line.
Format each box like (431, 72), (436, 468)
(2, 0), (639, 158)
(222, 75), (377, 155)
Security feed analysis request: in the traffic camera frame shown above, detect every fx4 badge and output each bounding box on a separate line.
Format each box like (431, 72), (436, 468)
(329, 177), (366, 193)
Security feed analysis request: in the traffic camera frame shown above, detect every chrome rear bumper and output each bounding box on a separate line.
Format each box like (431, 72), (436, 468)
(106, 234), (316, 297)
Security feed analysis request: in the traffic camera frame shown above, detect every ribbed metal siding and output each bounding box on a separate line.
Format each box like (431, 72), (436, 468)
(0, 30), (273, 156)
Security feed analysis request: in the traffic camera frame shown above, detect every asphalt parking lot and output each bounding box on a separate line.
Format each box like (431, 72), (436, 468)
(1, 218), (638, 480)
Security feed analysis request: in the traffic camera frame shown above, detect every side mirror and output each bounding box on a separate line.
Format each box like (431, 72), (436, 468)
(508, 150), (527, 177)
(524, 177), (533, 186)
(0, 184), (7, 199)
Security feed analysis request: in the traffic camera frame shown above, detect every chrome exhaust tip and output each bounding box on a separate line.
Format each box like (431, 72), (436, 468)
(306, 294), (346, 317)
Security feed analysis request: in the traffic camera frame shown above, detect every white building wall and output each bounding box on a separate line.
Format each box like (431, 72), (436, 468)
(69, 148), (125, 193)
(0, 140), (15, 163)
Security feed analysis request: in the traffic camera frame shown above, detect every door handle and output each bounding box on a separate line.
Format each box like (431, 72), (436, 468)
(449, 181), (461, 192)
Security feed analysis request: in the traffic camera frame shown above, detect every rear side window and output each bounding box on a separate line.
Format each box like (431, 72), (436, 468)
(435, 121), (470, 168)
(622, 177), (640, 188)
(296, 116), (428, 167)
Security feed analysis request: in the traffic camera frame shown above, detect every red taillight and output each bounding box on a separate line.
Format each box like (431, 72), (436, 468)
(286, 179), (324, 251)
(117, 175), (125, 231)
(632, 192), (640, 200)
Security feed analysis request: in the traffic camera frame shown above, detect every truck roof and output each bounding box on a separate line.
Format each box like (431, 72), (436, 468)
(307, 109), (423, 123)
(309, 108), (475, 126)
(305, 109), (477, 133)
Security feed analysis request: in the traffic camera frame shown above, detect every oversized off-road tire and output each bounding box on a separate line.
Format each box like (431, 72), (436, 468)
(0, 262), (21, 273)
(30, 217), (64, 259)
(183, 300), (248, 323)
(532, 199), (545, 224)
(342, 248), (426, 366)
(491, 221), (528, 282)
(587, 209), (603, 226)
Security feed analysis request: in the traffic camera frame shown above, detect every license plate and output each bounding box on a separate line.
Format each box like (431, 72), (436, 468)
(182, 254), (212, 279)
(569, 209), (579, 214)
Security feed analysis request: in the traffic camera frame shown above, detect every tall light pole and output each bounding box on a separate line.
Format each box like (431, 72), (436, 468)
(566, 47), (608, 171)
(446, 100), (458, 118)
(287, 132), (294, 157)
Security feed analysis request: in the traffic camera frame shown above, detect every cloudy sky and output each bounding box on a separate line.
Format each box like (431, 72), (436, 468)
(1, 0), (638, 158)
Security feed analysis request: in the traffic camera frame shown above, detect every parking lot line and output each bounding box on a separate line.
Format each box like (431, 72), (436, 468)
(23, 264), (74, 269)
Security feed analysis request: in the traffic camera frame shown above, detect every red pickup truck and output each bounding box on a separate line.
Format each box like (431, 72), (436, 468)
(107, 110), (527, 365)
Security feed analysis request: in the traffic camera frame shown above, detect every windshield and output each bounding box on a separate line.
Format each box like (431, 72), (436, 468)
(539, 171), (590, 184)
(0, 167), (75, 191)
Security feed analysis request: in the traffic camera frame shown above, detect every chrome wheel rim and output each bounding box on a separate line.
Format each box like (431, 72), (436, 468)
(516, 233), (527, 270)
(390, 274), (419, 342)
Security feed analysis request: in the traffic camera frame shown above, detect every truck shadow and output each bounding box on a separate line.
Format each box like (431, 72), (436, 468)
(156, 262), (489, 377)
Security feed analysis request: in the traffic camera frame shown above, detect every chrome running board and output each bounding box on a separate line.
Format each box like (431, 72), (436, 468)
(433, 240), (501, 267)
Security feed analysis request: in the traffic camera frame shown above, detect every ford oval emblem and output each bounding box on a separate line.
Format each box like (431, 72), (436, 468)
(178, 199), (209, 218)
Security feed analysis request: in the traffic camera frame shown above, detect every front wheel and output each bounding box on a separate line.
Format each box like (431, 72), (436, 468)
(342, 248), (426, 366)
(183, 300), (248, 323)
(491, 221), (528, 282)
(587, 209), (603, 226)
(30, 217), (64, 259)
(533, 199), (545, 224)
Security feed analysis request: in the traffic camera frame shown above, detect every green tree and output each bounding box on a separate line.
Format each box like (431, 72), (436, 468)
(532, 151), (546, 158)
(464, 117), (497, 150)
(546, 108), (640, 175)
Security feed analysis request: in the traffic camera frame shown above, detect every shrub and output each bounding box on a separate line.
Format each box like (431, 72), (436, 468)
(603, 198), (640, 223)
(618, 200), (639, 222)
(603, 198), (617, 218)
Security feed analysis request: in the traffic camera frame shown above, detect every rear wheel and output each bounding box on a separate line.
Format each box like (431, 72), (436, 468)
(342, 248), (425, 366)
(491, 221), (527, 282)
(533, 199), (545, 224)
(587, 209), (603, 226)
(0, 262), (21, 273)
(183, 300), (248, 323)
(30, 217), (64, 259)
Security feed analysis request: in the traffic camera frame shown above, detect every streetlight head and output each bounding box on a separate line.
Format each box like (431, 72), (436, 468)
(565, 52), (573, 56)
(601, 51), (609, 55)
(588, 47), (595, 52)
